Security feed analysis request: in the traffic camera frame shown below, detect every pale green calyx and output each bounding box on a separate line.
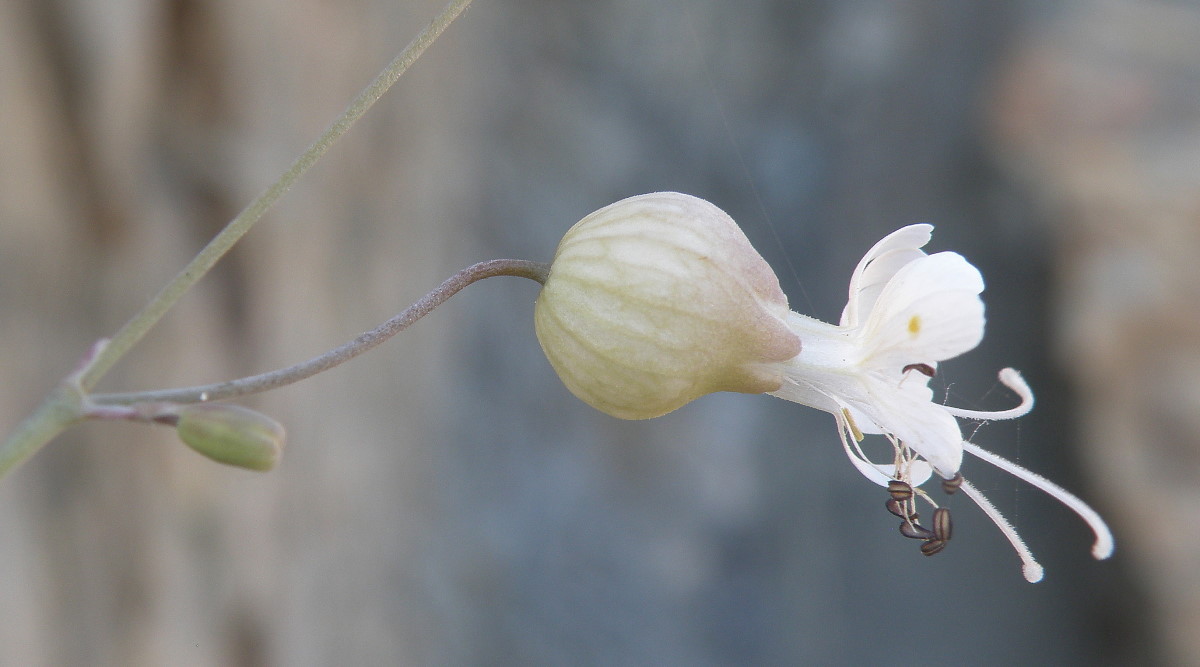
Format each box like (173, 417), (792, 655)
(534, 192), (802, 420)
(175, 404), (285, 471)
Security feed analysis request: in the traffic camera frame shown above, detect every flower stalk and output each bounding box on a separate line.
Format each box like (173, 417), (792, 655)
(90, 259), (548, 407)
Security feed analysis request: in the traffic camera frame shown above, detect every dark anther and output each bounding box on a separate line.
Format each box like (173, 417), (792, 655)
(902, 363), (936, 378)
(920, 539), (947, 556)
(887, 480), (913, 502)
(900, 521), (935, 540)
(932, 507), (952, 542)
(941, 473), (963, 495)
(885, 498), (908, 519)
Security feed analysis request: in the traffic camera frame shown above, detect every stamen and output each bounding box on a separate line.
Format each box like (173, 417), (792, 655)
(902, 363), (936, 378)
(932, 507), (952, 541)
(901, 522), (935, 540)
(836, 414), (894, 486)
(963, 442), (1114, 560)
(885, 498), (910, 519)
(941, 473), (963, 495)
(919, 539), (946, 556)
(887, 480), (914, 502)
(959, 479), (1044, 582)
(842, 408), (865, 441)
(911, 485), (937, 508)
(942, 368), (1035, 421)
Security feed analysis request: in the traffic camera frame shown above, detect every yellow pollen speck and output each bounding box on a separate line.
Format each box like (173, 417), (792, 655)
(907, 315), (921, 336)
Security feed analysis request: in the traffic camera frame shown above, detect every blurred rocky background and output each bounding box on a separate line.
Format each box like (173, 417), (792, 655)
(0, 0), (1188, 664)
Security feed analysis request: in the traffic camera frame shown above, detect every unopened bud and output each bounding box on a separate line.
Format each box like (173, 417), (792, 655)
(534, 192), (801, 419)
(175, 404), (285, 471)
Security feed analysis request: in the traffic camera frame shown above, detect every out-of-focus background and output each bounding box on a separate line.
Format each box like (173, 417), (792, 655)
(1, 0), (1193, 664)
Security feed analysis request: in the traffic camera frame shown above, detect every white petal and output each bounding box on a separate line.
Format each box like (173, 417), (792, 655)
(841, 442), (896, 487)
(856, 252), (986, 368)
(836, 410), (936, 488)
(901, 459), (934, 486)
(769, 376), (845, 416)
(842, 247), (927, 328)
(844, 403), (886, 435)
(857, 382), (965, 477)
(842, 224), (933, 328)
(866, 252), (984, 326)
(862, 289), (986, 368)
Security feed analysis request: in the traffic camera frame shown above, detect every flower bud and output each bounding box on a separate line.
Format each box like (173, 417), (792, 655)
(175, 404), (285, 471)
(534, 192), (802, 419)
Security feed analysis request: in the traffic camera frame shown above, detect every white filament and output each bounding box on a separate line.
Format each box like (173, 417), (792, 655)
(959, 479), (1044, 583)
(964, 442), (1114, 560)
(942, 368), (1035, 421)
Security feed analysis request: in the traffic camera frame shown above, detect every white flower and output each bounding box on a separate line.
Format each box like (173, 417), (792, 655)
(534, 193), (1113, 582)
(769, 223), (1113, 582)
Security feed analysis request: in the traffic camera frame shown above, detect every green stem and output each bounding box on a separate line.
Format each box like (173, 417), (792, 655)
(0, 387), (83, 480)
(80, 0), (474, 391)
(0, 0), (474, 482)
